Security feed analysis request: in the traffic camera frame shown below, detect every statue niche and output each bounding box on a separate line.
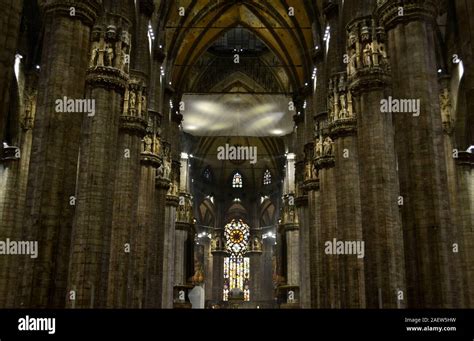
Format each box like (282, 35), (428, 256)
(346, 18), (389, 77)
(89, 25), (130, 73)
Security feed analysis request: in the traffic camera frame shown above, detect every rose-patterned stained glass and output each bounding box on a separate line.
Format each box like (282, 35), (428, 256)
(224, 219), (249, 256)
(222, 219), (250, 301)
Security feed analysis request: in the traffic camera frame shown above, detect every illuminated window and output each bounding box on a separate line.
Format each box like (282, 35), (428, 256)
(263, 169), (271, 185)
(223, 219), (250, 301)
(203, 167), (211, 181)
(232, 172), (243, 188)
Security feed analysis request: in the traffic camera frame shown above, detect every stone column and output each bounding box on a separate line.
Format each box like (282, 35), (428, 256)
(261, 236), (275, 303)
(0, 0), (23, 143)
(298, 141), (317, 309)
(247, 234), (262, 303)
(211, 230), (226, 302)
(347, 17), (405, 308)
(66, 18), (131, 308)
(107, 72), (148, 307)
(125, 0), (155, 308)
(133, 124), (161, 308)
(438, 78), (471, 306)
(15, 0), (101, 308)
(0, 75), (37, 308)
(453, 0), (474, 147)
(456, 152), (474, 306)
(146, 174), (169, 308)
(175, 191), (194, 286)
(163, 189), (178, 308)
(376, 0), (465, 308)
(314, 133), (339, 308)
(306, 181), (321, 308)
(326, 71), (366, 308)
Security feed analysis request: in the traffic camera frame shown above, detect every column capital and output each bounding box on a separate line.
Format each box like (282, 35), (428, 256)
(323, 0), (338, 19)
(455, 151), (474, 168)
(41, 0), (102, 27)
(327, 72), (358, 137)
(155, 177), (171, 190)
(139, 0), (155, 17)
(87, 25), (131, 91)
(346, 17), (391, 92)
(313, 136), (335, 169)
(375, 0), (438, 31)
(166, 194), (180, 206)
(295, 194), (309, 207)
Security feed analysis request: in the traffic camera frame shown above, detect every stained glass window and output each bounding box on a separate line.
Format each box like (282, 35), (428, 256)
(263, 169), (271, 185)
(232, 172), (243, 188)
(223, 219), (250, 301)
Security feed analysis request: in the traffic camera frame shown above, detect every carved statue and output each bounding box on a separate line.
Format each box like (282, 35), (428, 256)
(315, 138), (323, 158)
(129, 91), (136, 112)
(439, 88), (452, 132)
(156, 164), (164, 177)
(154, 135), (161, 155)
(163, 159), (171, 179)
(347, 91), (354, 118)
(105, 43), (114, 67)
(305, 162), (311, 180)
(120, 48), (129, 72)
(363, 43), (372, 67)
(141, 95), (147, 116)
(90, 41), (100, 68)
(323, 136), (334, 156)
(378, 43), (388, 66)
(253, 237), (261, 251)
(312, 164), (318, 180)
(339, 93), (347, 118)
(143, 135), (152, 153)
(371, 41), (380, 66)
(328, 95), (334, 121)
(348, 48), (357, 75)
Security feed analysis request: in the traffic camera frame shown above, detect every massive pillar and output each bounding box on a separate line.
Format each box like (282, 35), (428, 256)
(314, 130), (339, 308)
(138, 28), (165, 308)
(377, 0), (466, 308)
(0, 0), (23, 144)
(327, 71), (366, 308)
(66, 16), (131, 308)
(455, 152), (474, 306)
(15, 0), (101, 308)
(174, 151), (194, 302)
(0, 74), (37, 307)
(347, 17), (405, 308)
(211, 230), (227, 303)
(147, 170), (169, 307)
(107, 72), (148, 307)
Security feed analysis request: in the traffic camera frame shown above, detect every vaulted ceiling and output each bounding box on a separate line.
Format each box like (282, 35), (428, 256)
(160, 0), (323, 93)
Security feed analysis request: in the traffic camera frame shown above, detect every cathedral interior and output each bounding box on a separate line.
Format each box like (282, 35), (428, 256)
(0, 0), (472, 309)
